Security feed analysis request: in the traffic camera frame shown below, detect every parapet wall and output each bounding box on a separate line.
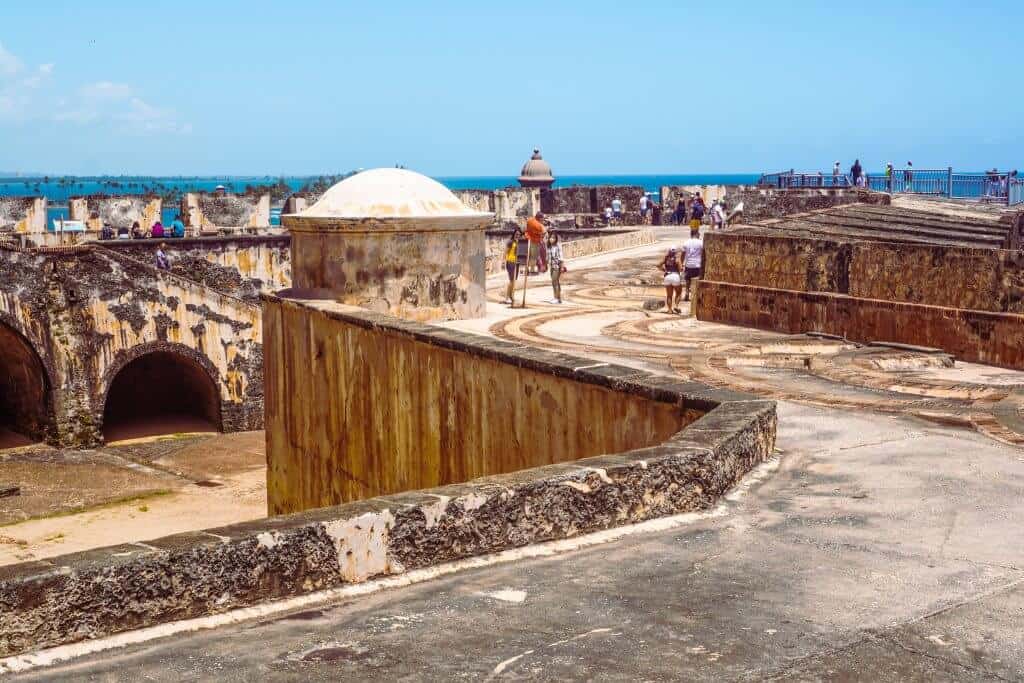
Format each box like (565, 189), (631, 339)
(0, 197), (47, 234)
(697, 228), (1024, 369)
(69, 195), (161, 232)
(484, 228), (657, 275)
(183, 193), (271, 231)
(102, 235), (291, 303)
(725, 187), (888, 222)
(264, 296), (714, 513)
(0, 299), (774, 658)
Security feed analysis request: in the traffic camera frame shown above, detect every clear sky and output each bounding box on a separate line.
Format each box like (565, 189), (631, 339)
(1, 1), (1021, 176)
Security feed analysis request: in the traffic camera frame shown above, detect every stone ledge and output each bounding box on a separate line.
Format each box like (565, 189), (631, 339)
(0, 398), (774, 658)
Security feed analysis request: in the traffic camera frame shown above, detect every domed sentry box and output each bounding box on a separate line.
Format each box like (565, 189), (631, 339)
(282, 168), (494, 321)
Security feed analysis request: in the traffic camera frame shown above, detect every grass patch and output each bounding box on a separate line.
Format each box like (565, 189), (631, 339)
(0, 489), (174, 528)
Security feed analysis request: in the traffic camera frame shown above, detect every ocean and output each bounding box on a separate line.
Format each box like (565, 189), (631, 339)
(0, 173), (761, 227)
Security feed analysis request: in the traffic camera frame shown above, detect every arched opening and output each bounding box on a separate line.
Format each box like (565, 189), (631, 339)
(102, 351), (222, 442)
(0, 322), (50, 449)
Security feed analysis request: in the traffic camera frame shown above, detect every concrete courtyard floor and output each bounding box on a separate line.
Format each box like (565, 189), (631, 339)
(5, 230), (1024, 680)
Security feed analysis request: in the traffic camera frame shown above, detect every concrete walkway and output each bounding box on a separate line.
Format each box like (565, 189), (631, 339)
(12, 401), (1023, 680)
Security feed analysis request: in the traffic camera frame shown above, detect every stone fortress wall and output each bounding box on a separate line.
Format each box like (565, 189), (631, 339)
(69, 195), (162, 232)
(183, 192), (271, 232)
(0, 240), (268, 446)
(696, 201), (1024, 370)
(0, 197), (47, 234)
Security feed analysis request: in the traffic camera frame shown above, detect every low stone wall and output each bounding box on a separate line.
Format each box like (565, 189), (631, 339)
(0, 311), (775, 657)
(541, 186), (593, 214)
(183, 193), (271, 231)
(725, 187), (888, 223)
(697, 226), (1024, 369)
(0, 197), (47, 235)
(484, 229), (656, 275)
(695, 280), (1024, 370)
(101, 235), (291, 303)
(704, 231), (1024, 314)
(69, 195), (161, 232)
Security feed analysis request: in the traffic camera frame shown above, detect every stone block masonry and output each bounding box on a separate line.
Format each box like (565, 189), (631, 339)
(0, 197), (47, 235)
(0, 242), (265, 446)
(182, 192), (271, 232)
(696, 202), (1024, 370)
(0, 305), (775, 657)
(68, 195), (161, 233)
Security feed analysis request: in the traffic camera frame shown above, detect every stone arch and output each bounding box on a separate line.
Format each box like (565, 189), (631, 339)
(0, 316), (53, 447)
(99, 342), (223, 442)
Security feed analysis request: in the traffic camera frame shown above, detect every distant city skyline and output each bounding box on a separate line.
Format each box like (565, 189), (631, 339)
(2, 1), (1021, 176)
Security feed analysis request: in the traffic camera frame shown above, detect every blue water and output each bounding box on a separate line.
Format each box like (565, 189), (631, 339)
(0, 173), (761, 229)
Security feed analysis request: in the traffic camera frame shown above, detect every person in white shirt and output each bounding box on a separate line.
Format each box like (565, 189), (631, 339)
(682, 225), (704, 302)
(639, 194), (649, 222)
(611, 197), (623, 219)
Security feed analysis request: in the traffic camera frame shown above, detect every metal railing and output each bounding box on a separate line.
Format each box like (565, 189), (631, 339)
(1010, 179), (1024, 206)
(760, 170), (852, 189)
(763, 167), (1022, 205)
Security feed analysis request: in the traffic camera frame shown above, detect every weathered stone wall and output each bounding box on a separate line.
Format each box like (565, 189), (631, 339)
(0, 364), (774, 657)
(264, 296), (703, 514)
(69, 195), (161, 232)
(698, 227), (1024, 369)
(0, 244), (264, 446)
(103, 235), (291, 303)
(0, 197), (47, 234)
(695, 280), (1024, 370)
(704, 231), (1024, 314)
(484, 229), (657, 275)
(288, 218), (487, 322)
(183, 193), (271, 231)
(726, 187), (888, 223)
(452, 190), (494, 214)
(541, 186), (593, 214)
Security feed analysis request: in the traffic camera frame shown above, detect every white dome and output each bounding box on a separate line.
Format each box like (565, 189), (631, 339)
(300, 168), (487, 219)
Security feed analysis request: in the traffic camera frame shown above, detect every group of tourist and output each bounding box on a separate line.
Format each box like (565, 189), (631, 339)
(661, 224), (704, 314)
(99, 215), (187, 241)
(503, 212), (566, 305)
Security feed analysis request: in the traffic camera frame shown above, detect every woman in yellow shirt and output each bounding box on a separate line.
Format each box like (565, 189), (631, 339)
(503, 227), (524, 304)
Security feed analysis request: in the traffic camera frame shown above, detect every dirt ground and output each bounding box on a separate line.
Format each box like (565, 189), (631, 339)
(0, 430), (267, 565)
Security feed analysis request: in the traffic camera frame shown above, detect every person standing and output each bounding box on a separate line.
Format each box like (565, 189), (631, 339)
(674, 195), (686, 225)
(503, 227), (523, 305)
(155, 243), (171, 271)
(611, 197), (623, 221)
(661, 247), (682, 314)
(682, 224), (704, 303)
(546, 232), (565, 304)
(690, 194), (705, 231)
(904, 161), (913, 192)
(850, 159), (863, 187)
(639, 193), (649, 223)
(833, 161), (841, 186)
(885, 163), (894, 192)
(525, 212), (547, 272)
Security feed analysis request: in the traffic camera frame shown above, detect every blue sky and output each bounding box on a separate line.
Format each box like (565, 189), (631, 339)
(1, 1), (1021, 176)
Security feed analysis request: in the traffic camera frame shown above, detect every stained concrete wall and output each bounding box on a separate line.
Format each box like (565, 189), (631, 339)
(452, 190), (494, 214)
(263, 297), (701, 515)
(541, 186), (593, 214)
(288, 218), (487, 322)
(69, 196), (161, 232)
(183, 193), (271, 232)
(103, 235), (291, 303)
(0, 197), (47, 234)
(0, 244), (264, 445)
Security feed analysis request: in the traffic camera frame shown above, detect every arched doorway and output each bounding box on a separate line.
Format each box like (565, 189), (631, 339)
(0, 322), (50, 448)
(102, 350), (222, 442)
